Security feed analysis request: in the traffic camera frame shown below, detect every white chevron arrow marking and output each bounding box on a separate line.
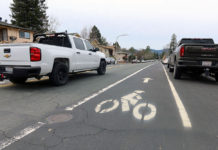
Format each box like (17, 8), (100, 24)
(143, 78), (152, 83)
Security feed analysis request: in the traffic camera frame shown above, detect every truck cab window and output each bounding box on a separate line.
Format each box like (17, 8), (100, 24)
(73, 37), (85, 50)
(85, 40), (94, 51)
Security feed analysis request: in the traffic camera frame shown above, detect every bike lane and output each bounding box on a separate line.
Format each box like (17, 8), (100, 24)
(3, 63), (189, 150)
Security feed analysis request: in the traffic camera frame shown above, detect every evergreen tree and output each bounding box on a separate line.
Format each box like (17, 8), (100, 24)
(10, 0), (48, 33)
(89, 25), (102, 44)
(113, 42), (121, 50)
(101, 36), (108, 46)
(169, 33), (177, 53)
(144, 46), (154, 60)
(145, 46), (151, 52)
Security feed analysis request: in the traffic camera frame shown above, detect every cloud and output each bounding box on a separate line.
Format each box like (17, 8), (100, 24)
(1, 0), (218, 49)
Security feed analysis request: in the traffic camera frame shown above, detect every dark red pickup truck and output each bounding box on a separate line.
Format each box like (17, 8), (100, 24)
(168, 38), (218, 81)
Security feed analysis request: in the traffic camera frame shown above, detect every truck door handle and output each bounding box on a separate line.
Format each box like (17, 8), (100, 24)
(76, 52), (80, 54)
(89, 53), (92, 55)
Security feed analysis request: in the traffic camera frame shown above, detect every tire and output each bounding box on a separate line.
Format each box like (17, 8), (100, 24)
(169, 65), (174, 72)
(215, 73), (218, 82)
(97, 60), (106, 75)
(9, 77), (27, 84)
(49, 62), (69, 86)
(173, 63), (182, 79)
(191, 72), (201, 79)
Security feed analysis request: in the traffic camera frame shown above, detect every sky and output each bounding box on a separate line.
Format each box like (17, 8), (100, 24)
(1, 0), (218, 50)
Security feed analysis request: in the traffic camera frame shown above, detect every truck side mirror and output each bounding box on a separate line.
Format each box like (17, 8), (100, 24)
(93, 48), (99, 52)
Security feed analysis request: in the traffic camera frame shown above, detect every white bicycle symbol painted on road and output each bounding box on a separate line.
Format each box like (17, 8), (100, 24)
(95, 90), (157, 121)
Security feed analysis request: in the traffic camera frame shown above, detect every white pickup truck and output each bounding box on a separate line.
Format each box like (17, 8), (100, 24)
(0, 32), (107, 86)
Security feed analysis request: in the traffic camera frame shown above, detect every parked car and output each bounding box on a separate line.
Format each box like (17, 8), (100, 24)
(168, 38), (218, 81)
(132, 59), (140, 63)
(162, 57), (169, 64)
(110, 57), (116, 64)
(0, 32), (107, 86)
(106, 57), (116, 64)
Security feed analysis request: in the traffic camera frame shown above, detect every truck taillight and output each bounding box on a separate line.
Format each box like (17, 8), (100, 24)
(180, 46), (185, 57)
(30, 47), (41, 61)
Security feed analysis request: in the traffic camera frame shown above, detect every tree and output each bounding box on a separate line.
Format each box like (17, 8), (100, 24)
(136, 50), (144, 61)
(128, 47), (136, 55)
(10, 0), (49, 33)
(143, 46), (154, 60)
(113, 42), (121, 50)
(80, 27), (89, 39)
(101, 36), (108, 46)
(169, 33), (177, 53)
(47, 16), (59, 33)
(128, 47), (136, 61)
(89, 25), (102, 43)
(145, 46), (151, 53)
(39, 0), (49, 33)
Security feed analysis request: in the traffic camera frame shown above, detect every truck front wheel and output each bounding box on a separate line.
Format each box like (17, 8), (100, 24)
(9, 77), (27, 84)
(49, 62), (69, 86)
(97, 60), (106, 75)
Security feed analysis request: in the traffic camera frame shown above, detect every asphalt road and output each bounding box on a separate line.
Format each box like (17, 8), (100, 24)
(0, 62), (218, 150)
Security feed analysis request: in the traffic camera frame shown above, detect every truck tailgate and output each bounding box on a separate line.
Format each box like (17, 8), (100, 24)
(185, 45), (218, 58)
(0, 44), (31, 66)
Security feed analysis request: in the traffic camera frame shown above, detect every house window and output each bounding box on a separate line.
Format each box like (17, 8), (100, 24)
(19, 31), (30, 39)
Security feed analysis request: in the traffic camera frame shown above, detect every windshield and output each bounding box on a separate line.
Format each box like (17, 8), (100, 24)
(35, 34), (72, 48)
(180, 39), (214, 45)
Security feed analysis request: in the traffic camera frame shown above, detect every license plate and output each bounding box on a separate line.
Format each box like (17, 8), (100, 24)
(202, 61), (212, 66)
(5, 67), (13, 72)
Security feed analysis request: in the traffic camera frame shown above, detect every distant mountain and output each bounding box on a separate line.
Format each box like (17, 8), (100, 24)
(151, 49), (163, 54)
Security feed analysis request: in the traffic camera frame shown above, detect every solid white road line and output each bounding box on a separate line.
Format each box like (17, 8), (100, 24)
(162, 65), (192, 128)
(0, 122), (45, 150)
(0, 81), (5, 85)
(65, 63), (155, 111)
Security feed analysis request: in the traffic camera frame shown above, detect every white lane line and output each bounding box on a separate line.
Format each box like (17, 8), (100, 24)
(162, 65), (192, 128)
(65, 63), (155, 111)
(0, 81), (5, 85)
(0, 122), (45, 150)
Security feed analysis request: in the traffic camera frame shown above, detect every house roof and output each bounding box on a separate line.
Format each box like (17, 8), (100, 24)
(116, 50), (128, 54)
(0, 21), (33, 32)
(91, 39), (115, 50)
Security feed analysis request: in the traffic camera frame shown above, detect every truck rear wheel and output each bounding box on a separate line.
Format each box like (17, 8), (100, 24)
(97, 60), (106, 75)
(173, 64), (182, 79)
(49, 62), (69, 86)
(9, 77), (27, 84)
(215, 73), (218, 82)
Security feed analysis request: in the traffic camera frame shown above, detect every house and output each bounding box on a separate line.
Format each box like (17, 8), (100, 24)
(90, 39), (129, 63)
(114, 51), (128, 63)
(91, 40), (116, 57)
(0, 20), (34, 44)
